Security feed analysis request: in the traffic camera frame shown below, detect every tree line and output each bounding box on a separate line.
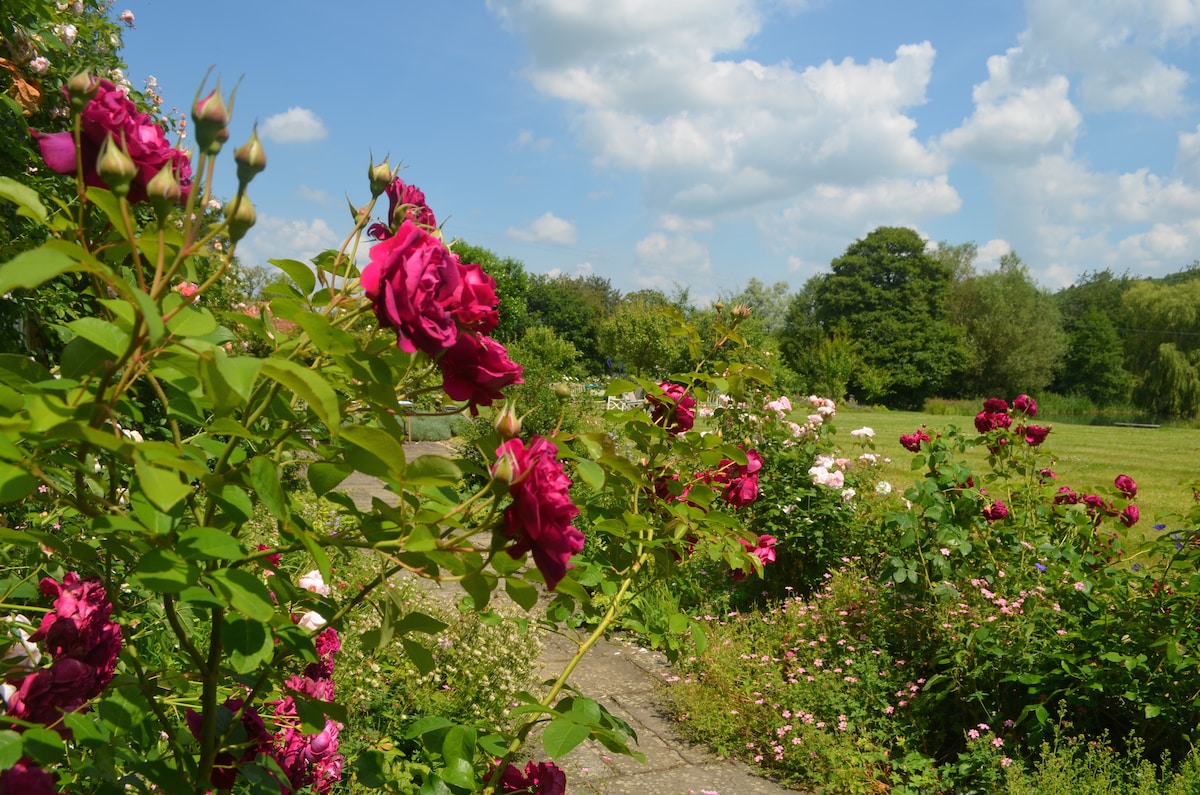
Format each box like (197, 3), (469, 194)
(458, 227), (1200, 417)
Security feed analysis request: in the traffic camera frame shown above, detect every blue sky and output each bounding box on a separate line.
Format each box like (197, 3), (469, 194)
(120, 1), (1200, 302)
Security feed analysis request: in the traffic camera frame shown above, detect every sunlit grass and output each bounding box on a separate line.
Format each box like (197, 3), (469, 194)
(835, 408), (1200, 531)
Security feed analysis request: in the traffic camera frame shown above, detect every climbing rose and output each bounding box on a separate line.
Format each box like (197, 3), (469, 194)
(1114, 474), (1137, 499)
(1120, 505), (1140, 527)
(982, 397), (1009, 413)
(493, 436), (584, 590)
(0, 758), (57, 794)
(1023, 425), (1051, 446)
(742, 535), (777, 566)
(498, 760), (567, 795)
(367, 177), (436, 239)
(438, 333), (523, 413)
(647, 382), (696, 433)
(899, 429), (930, 452)
(32, 79), (191, 204)
(362, 222), (462, 355)
(983, 500), (1008, 521)
(1053, 486), (1078, 505)
(714, 448), (763, 508)
(453, 261), (500, 336)
(974, 411), (1013, 434)
(185, 699), (272, 792)
(1013, 394), (1037, 416)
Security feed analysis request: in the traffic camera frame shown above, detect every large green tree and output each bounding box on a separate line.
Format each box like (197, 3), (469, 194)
(722, 277), (792, 335)
(526, 273), (620, 373)
(807, 226), (968, 409)
(599, 290), (678, 378)
(1059, 307), (1131, 405)
(947, 252), (1065, 398)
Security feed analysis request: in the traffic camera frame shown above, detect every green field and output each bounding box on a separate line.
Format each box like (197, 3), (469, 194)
(835, 409), (1200, 529)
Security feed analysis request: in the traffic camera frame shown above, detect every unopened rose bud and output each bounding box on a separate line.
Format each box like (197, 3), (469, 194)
(714, 300), (724, 314)
(368, 156), (393, 198)
(491, 449), (518, 486)
(146, 164), (181, 221)
(66, 70), (99, 112)
(234, 126), (266, 186)
(192, 86), (231, 154)
(494, 403), (522, 439)
(225, 195), (256, 243)
(555, 384), (572, 401)
(732, 304), (751, 320)
(96, 134), (136, 198)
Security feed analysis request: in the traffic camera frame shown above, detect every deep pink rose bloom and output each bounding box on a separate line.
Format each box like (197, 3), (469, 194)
(1023, 425), (1051, 446)
(362, 222), (463, 355)
(499, 760), (567, 795)
(1013, 394), (1038, 417)
(31, 79), (191, 204)
(742, 535), (777, 565)
(982, 397), (1009, 413)
(982, 500), (1008, 522)
(715, 448), (762, 508)
(1054, 486), (1078, 505)
(0, 758), (57, 795)
(492, 436), (584, 590)
(439, 333), (523, 413)
(1120, 505), (1140, 527)
(453, 261), (500, 335)
(647, 382), (696, 433)
(1114, 474), (1137, 499)
(367, 178), (436, 240)
(186, 699), (271, 792)
(6, 658), (96, 726)
(975, 411), (1013, 434)
(30, 574), (121, 687)
(899, 429), (930, 452)
(1040, 468), (1057, 481)
(1081, 494), (1117, 517)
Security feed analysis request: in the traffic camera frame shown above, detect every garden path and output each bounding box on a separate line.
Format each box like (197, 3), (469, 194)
(338, 442), (799, 795)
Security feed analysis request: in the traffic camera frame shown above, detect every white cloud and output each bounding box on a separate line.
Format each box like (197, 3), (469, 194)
(657, 213), (714, 233)
(975, 239), (1013, 270)
(236, 216), (340, 270)
(259, 107), (329, 143)
(633, 232), (712, 290)
(507, 211), (578, 244)
(296, 185), (330, 203)
(514, 129), (553, 151)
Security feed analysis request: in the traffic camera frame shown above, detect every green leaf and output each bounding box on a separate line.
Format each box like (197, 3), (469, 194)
(129, 288), (166, 345)
(0, 730), (22, 771)
(199, 353), (261, 414)
(249, 456), (287, 523)
(404, 715), (454, 740)
(439, 725), (477, 790)
(1145, 704), (1162, 718)
(341, 424), (406, 477)
(135, 455), (192, 512)
(224, 616), (274, 673)
(541, 717), (591, 759)
(132, 549), (197, 593)
(165, 301), (219, 337)
(67, 317), (130, 357)
(0, 176), (48, 225)
(605, 379), (638, 396)
(0, 461), (37, 503)
(401, 638), (436, 675)
(506, 578), (539, 611)
(574, 459), (605, 490)
(209, 483), (254, 524)
(178, 527), (244, 561)
(268, 258), (316, 295)
(85, 186), (123, 231)
(406, 455), (461, 486)
(307, 462), (351, 497)
(668, 612), (689, 634)
(259, 359), (340, 431)
(20, 728), (64, 766)
(0, 244), (79, 294)
(205, 568), (277, 621)
(395, 612), (449, 636)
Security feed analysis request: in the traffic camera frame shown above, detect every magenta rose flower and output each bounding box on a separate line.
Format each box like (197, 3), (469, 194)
(982, 500), (1008, 522)
(974, 411), (1013, 434)
(452, 261), (500, 335)
(492, 436), (584, 590)
(31, 79), (191, 204)
(1053, 486), (1078, 505)
(439, 333), (524, 413)
(647, 382), (696, 433)
(1114, 474), (1137, 499)
(1081, 493), (1117, 517)
(499, 760), (567, 795)
(367, 177), (436, 240)
(742, 535), (777, 565)
(362, 222), (463, 355)
(186, 699), (272, 792)
(714, 448), (762, 508)
(1013, 394), (1038, 416)
(0, 758), (57, 795)
(1120, 505), (1140, 527)
(1023, 425), (1051, 446)
(982, 397), (1009, 413)
(30, 573), (121, 686)
(6, 658), (96, 726)
(899, 428), (930, 452)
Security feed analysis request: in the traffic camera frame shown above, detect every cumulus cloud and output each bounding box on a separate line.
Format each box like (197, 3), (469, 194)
(975, 239), (1014, 270)
(507, 211), (578, 244)
(633, 232), (712, 290)
(296, 185), (330, 203)
(514, 129), (553, 150)
(236, 216), (340, 270)
(259, 107), (329, 143)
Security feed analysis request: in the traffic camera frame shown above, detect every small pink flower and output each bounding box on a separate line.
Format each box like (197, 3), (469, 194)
(119, 9), (135, 25)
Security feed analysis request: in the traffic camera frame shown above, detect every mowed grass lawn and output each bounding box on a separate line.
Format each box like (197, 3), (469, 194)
(835, 409), (1200, 535)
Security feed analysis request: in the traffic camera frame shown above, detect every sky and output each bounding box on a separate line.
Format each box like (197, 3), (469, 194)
(119, 0), (1200, 302)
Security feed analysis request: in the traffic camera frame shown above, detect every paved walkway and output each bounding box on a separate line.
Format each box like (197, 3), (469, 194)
(338, 443), (796, 794)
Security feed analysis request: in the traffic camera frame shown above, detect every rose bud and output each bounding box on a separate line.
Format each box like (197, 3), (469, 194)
(192, 86), (231, 154)
(224, 195), (256, 243)
(234, 126), (267, 186)
(96, 134), (136, 198)
(368, 156), (393, 198)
